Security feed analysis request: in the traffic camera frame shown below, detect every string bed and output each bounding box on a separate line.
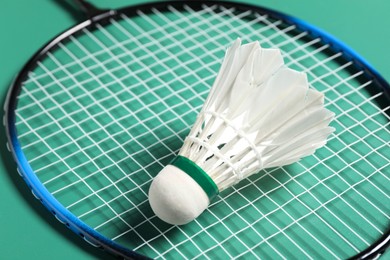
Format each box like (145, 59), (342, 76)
(12, 3), (389, 259)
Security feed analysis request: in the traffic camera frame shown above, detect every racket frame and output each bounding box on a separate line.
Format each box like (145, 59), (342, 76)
(3, 1), (389, 259)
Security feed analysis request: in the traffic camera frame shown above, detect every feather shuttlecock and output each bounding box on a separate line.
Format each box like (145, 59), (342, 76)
(148, 39), (335, 225)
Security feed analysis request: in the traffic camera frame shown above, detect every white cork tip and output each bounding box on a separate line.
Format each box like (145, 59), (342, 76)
(148, 165), (210, 225)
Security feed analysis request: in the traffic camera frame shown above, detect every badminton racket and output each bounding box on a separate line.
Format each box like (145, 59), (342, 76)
(4, 0), (389, 259)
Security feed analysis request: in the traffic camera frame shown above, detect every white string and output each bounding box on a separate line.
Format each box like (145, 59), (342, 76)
(31, 55), (168, 256)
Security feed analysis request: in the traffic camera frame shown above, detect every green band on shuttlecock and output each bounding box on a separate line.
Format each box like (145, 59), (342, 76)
(170, 155), (219, 200)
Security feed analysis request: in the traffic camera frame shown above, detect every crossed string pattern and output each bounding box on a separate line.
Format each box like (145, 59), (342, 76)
(14, 3), (389, 259)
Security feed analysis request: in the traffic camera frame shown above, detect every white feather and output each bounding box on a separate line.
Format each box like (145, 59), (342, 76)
(179, 39), (334, 190)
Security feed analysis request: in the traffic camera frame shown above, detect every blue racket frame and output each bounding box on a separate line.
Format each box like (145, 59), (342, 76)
(4, 1), (389, 259)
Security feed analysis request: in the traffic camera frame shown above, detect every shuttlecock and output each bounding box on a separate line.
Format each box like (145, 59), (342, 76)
(148, 39), (334, 225)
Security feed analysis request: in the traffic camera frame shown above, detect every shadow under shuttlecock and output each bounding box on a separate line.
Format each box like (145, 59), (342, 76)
(217, 166), (294, 204)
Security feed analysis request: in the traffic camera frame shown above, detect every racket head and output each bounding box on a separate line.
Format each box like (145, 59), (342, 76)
(4, 1), (390, 259)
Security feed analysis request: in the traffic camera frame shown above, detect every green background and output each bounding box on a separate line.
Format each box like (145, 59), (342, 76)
(0, 0), (389, 259)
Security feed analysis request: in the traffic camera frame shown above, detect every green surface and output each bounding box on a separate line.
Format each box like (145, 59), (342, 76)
(1, 0), (389, 259)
